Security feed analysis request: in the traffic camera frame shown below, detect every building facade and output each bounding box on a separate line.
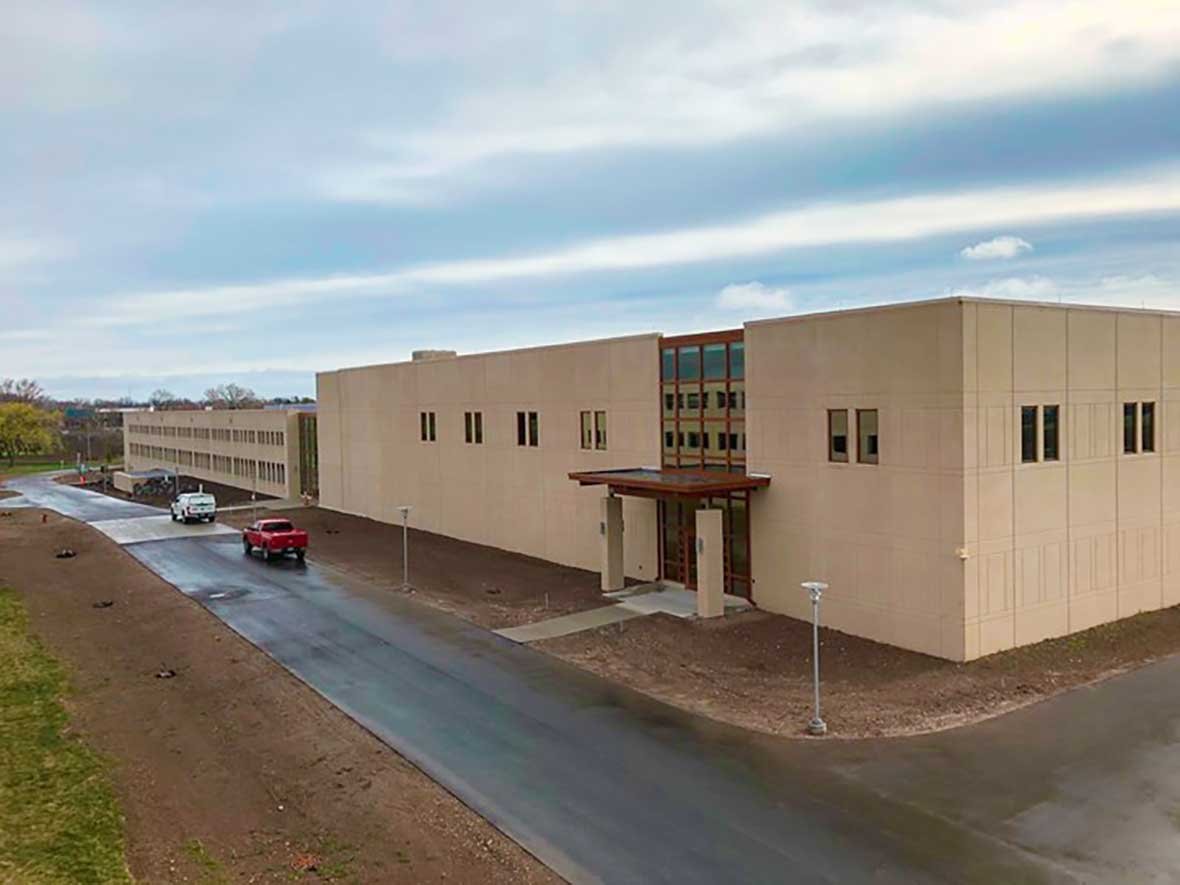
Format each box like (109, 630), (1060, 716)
(317, 297), (1180, 662)
(123, 407), (309, 499)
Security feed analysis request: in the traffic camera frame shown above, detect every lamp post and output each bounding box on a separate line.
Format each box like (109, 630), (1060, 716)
(396, 505), (412, 591)
(801, 581), (829, 736)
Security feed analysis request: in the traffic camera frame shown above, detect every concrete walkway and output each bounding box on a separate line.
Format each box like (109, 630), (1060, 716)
(90, 514), (237, 544)
(496, 584), (754, 644)
(494, 604), (646, 642)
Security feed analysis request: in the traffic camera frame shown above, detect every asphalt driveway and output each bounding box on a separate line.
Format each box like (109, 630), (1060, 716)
(7, 473), (1178, 883)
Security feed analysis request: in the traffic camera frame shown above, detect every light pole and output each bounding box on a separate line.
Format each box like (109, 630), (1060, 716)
(396, 505), (412, 591)
(802, 581), (829, 736)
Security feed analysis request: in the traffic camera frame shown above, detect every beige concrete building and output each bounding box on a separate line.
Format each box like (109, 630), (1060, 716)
(317, 297), (1180, 661)
(123, 408), (309, 500)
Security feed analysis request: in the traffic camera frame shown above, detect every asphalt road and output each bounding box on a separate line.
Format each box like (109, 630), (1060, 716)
(9, 475), (1180, 883)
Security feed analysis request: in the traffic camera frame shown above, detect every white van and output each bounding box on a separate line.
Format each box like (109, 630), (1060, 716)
(170, 492), (217, 524)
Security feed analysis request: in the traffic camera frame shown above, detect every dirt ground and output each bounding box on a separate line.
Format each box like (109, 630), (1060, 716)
(236, 508), (1180, 740)
(538, 606), (1180, 738)
(221, 507), (609, 630)
(62, 473), (276, 508)
(0, 508), (558, 884)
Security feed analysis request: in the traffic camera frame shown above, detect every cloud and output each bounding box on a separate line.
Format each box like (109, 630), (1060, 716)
(86, 163), (1180, 325)
(324, 1), (1180, 201)
(960, 235), (1033, 261)
(716, 282), (792, 314)
(950, 275), (1059, 300)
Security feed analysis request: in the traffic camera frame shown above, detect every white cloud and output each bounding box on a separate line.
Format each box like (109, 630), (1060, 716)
(716, 282), (792, 314)
(960, 235), (1033, 261)
(325, 0), (1180, 202)
(86, 163), (1180, 326)
(950, 275), (1060, 300)
(0, 236), (65, 269)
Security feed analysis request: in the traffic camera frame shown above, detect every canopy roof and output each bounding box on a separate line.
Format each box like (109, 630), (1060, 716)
(568, 467), (770, 498)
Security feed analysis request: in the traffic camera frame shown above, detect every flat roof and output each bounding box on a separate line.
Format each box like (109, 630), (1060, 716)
(568, 467), (770, 497)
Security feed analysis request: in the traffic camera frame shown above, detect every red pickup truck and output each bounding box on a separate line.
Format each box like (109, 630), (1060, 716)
(242, 518), (309, 562)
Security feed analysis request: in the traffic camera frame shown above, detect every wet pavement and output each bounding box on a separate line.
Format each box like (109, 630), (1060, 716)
(8, 474), (1180, 883)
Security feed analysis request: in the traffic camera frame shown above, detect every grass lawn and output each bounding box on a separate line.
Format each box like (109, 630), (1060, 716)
(0, 587), (131, 884)
(0, 459), (69, 478)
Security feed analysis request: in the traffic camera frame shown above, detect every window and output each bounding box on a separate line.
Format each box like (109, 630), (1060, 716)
(463, 411), (482, 444)
(594, 411), (607, 450)
(828, 409), (849, 463)
(857, 409), (879, 464)
(1021, 406), (1038, 463)
(678, 346), (701, 381)
(1043, 405), (1059, 461)
(1142, 402), (1155, 453)
(517, 411), (539, 447)
(1124, 402), (1138, 454)
(420, 411), (436, 442)
(580, 411), (593, 449)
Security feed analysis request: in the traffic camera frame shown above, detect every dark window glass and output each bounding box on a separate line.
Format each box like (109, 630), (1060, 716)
(528, 411), (539, 447)
(661, 348), (675, 381)
(686, 392), (700, 411)
(686, 431), (700, 449)
(595, 411), (607, 450)
(420, 411), (427, 441)
(664, 392), (675, 413)
(828, 410), (849, 462)
(428, 411), (436, 441)
(729, 342), (745, 379)
(677, 346), (700, 381)
(664, 430), (675, 450)
(1124, 403), (1137, 454)
(717, 391), (727, 409)
(465, 412), (473, 444)
(475, 412), (483, 444)
(517, 411), (527, 446)
(703, 343), (726, 379)
(580, 411), (592, 449)
(1021, 406), (1038, 463)
(677, 392), (684, 409)
(1143, 402), (1155, 453)
(718, 433), (728, 450)
(1043, 405), (1059, 461)
(857, 409), (879, 464)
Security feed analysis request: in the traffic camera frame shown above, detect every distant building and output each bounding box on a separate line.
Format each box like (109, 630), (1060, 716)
(316, 297), (1180, 661)
(123, 407), (317, 500)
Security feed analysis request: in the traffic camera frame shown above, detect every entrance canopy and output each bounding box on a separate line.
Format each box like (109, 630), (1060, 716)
(568, 467), (769, 498)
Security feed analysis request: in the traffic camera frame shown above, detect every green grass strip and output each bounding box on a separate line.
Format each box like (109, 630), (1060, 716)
(0, 587), (131, 884)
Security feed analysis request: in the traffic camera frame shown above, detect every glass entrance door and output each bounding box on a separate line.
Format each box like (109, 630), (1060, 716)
(658, 493), (752, 598)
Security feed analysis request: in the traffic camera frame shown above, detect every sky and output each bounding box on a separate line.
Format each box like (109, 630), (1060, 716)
(2, 0), (1179, 400)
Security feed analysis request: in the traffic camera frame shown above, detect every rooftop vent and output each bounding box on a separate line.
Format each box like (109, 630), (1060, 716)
(411, 350), (458, 362)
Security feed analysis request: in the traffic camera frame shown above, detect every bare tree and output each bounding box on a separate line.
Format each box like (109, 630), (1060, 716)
(0, 378), (48, 406)
(203, 383), (260, 410)
(149, 388), (179, 409)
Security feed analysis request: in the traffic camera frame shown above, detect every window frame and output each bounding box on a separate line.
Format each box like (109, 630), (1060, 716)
(1142, 401), (1155, 453)
(1042, 404), (1060, 462)
(856, 409), (879, 465)
(579, 410), (592, 450)
(594, 410), (607, 450)
(1124, 402), (1138, 454)
(827, 409), (849, 463)
(1020, 405), (1039, 464)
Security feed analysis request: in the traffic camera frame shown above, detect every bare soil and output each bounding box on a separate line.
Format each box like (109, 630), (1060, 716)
(248, 508), (1180, 740)
(538, 607), (1180, 738)
(220, 507), (610, 630)
(0, 508), (558, 884)
(64, 473), (275, 508)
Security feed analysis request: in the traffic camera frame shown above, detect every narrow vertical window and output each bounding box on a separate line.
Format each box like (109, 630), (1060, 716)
(420, 411), (428, 442)
(857, 409), (879, 464)
(1142, 402), (1155, 453)
(517, 411), (527, 446)
(465, 412), (473, 444)
(1124, 403), (1138, 454)
(1021, 406), (1038, 463)
(528, 411), (539, 447)
(580, 411), (592, 449)
(594, 410), (607, 450)
(428, 411), (436, 442)
(474, 411), (483, 444)
(828, 409), (848, 462)
(1043, 405), (1059, 461)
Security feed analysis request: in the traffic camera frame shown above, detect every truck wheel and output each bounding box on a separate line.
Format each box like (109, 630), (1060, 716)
(207, 515), (216, 523)
(295, 549), (305, 562)
(242, 539), (252, 555)
(264, 548), (274, 563)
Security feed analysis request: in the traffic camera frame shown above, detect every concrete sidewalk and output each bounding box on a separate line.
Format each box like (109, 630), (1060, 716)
(495, 604), (645, 642)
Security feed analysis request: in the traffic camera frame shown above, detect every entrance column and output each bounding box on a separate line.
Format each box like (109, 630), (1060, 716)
(600, 494), (624, 592)
(696, 508), (724, 618)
